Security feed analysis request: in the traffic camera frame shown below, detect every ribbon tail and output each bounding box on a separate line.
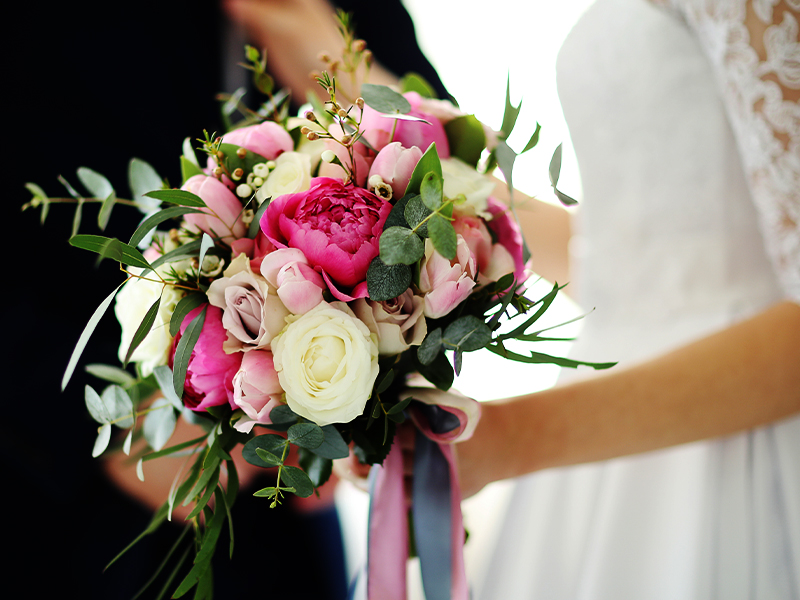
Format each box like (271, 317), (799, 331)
(367, 443), (408, 600)
(413, 431), (469, 600)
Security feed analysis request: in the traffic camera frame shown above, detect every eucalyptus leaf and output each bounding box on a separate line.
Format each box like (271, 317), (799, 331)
(280, 466), (314, 498)
(85, 363), (136, 386)
(443, 315), (492, 352)
(143, 398), (177, 451)
(77, 166), (114, 199)
(253, 487), (278, 498)
(85, 385), (111, 423)
(152, 365), (183, 410)
(123, 429), (134, 455)
(144, 189), (206, 208)
(93, 423), (112, 457)
(197, 234), (214, 274)
(415, 351), (455, 391)
(172, 306), (207, 399)
(254, 448), (282, 467)
(288, 422), (324, 450)
(428, 214), (457, 261)
(311, 425), (350, 460)
(128, 158), (162, 213)
(404, 197), (431, 237)
(62, 285), (122, 391)
(384, 194), (413, 230)
(129, 206), (203, 248)
(549, 143), (563, 188)
(360, 83), (411, 114)
(102, 385), (135, 428)
(71, 198), (84, 237)
(406, 144), (442, 196)
(299, 451), (333, 488)
(366, 257), (411, 302)
(420, 172), (444, 212)
(417, 328), (443, 366)
(269, 404), (299, 426)
(96, 191), (117, 231)
(444, 115), (486, 167)
(124, 295), (161, 366)
(242, 434), (287, 468)
(379, 226), (424, 265)
(69, 234), (151, 269)
(169, 294), (207, 337)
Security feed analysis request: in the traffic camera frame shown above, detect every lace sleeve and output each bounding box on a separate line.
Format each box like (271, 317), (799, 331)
(657, 0), (800, 302)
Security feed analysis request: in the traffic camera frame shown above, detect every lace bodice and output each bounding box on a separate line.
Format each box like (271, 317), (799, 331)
(656, 0), (800, 301)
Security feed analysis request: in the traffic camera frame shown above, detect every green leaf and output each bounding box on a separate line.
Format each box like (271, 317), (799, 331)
(485, 344), (617, 370)
(180, 156), (204, 185)
(269, 405), (299, 426)
(152, 365), (184, 410)
(93, 423), (112, 457)
(143, 398), (177, 451)
(85, 363), (136, 386)
(97, 192), (117, 231)
(443, 315), (493, 352)
(399, 73), (436, 98)
(102, 384), (135, 428)
(312, 425), (350, 460)
(62, 285), (122, 391)
(360, 83), (411, 114)
(141, 434), (206, 463)
(444, 115), (486, 167)
(146, 239), (202, 274)
(172, 490), (226, 598)
(85, 385), (111, 423)
(416, 351), (454, 391)
(185, 466), (221, 520)
(549, 143), (563, 188)
(417, 328), (443, 366)
(428, 214), (457, 261)
(128, 158), (162, 213)
(500, 76), (522, 138)
(494, 140), (517, 195)
(253, 487), (278, 498)
(129, 206), (203, 248)
(172, 306), (207, 399)
(379, 226), (424, 265)
(77, 166), (114, 199)
(404, 197), (431, 237)
(521, 122), (542, 154)
(170, 293), (207, 337)
(387, 396), (413, 415)
(280, 466), (314, 498)
(197, 234), (214, 275)
(366, 257), (412, 301)
(375, 370), (395, 394)
(254, 448), (282, 467)
(144, 189), (206, 208)
(554, 187), (579, 207)
(288, 422), (324, 450)
(406, 144), (442, 196)
(384, 193), (413, 230)
(242, 434), (287, 468)
(248, 194), (271, 238)
(299, 450), (333, 488)
(124, 295), (161, 366)
(69, 234), (151, 269)
(217, 143), (270, 178)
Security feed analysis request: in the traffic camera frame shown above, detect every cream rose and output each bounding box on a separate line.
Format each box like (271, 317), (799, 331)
(271, 301), (379, 426)
(352, 291), (427, 355)
(114, 271), (183, 376)
(256, 151), (312, 204)
(441, 157), (496, 217)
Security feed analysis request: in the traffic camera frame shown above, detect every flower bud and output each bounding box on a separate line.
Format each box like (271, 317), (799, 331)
(321, 150), (336, 163)
(216, 150), (225, 160)
(236, 183), (253, 198)
(232, 168), (244, 181)
(213, 167), (224, 178)
(341, 135), (352, 145)
(236, 148), (247, 158)
(355, 98), (365, 110)
(307, 131), (320, 141)
(353, 39), (367, 52)
(253, 163), (270, 178)
(337, 108), (348, 119)
(301, 126), (311, 136)
(304, 111), (317, 122)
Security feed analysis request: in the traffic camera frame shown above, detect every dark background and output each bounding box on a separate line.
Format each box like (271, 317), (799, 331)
(4, 1), (446, 597)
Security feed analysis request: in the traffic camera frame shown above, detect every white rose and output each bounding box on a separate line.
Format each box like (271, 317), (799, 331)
(114, 271), (183, 376)
(256, 151), (312, 204)
(441, 157), (496, 217)
(271, 301), (379, 426)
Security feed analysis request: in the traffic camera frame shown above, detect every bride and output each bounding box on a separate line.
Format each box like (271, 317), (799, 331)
(448, 0), (800, 598)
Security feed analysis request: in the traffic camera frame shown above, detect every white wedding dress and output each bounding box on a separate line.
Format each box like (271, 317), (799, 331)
(469, 0), (800, 599)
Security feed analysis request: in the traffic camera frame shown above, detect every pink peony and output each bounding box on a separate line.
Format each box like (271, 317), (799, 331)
(367, 142), (423, 200)
(359, 93), (450, 157)
(232, 350), (284, 433)
(230, 231), (276, 271)
(219, 121), (293, 161)
(485, 197), (529, 284)
(260, 177), (392, 299)
(418, 236), (477, 319)
(171, 305), (243, 412)
(182, 175), (247, 243)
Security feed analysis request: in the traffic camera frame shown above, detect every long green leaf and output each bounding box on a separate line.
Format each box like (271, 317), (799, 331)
(105, 502), (170, 571)
(129, 206), (202, 248)
(141, 435), (207, 463)
(485, 344), (616, 370)
(124, 295), (161, 366)
(172, 307), (207, 399)
(145, 189), (206, 208)
(62, 285), (122, 390)
(70, 234), (151, 269)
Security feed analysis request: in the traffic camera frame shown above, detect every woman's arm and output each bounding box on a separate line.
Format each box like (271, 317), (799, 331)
(457, 299), (800, 497)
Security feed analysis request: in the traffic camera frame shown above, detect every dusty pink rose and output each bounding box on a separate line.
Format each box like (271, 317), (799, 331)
(206, 254), (290, 353)
(260, 248), (326, 314)
(352, 290), (427, 355)
(418, 236), (477, 319)
(182, 175), (247, 243)
(220, 121), (293, 161)
(453, 213), (516, 284)
(367, 142), (423, 199)
(232, 350), (284, 433)
(260, 177), (392, 299)
(171, 305), (242, 412)
(485, 197), (529, 284)
(359, 92), (450, 157)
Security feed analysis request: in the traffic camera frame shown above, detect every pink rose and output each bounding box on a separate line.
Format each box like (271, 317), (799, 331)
(359, 93), (450, 157)
(418, 236), (477, 319)
(220, 121), (293, 161)
(260, 177), (392, 299)
(230, 231), (276, 271)
(232, 350), (284, 433)
(352, 290), (427, 355)
(171, 305), (242, 412)
(485, 197), (529, 284)
(260, 248), (326, 314)
(206, 254), (290, 353)
(182, 175), (247, 243)
(367, 142), (423, 200)
(453, 213), (516, 285)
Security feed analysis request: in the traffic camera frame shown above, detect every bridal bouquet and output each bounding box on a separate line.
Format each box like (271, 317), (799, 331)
(24, 28), (610, 600)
